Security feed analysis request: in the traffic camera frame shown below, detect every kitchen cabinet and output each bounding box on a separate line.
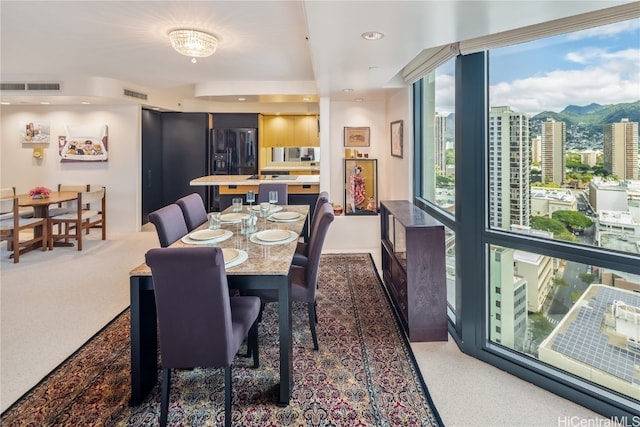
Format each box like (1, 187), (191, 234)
(263, 116), (294, 147)
(380, 200), (447, 342)
(262, 115), (319, 147)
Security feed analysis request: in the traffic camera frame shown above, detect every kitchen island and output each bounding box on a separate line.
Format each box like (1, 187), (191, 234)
(190, 174), (320, 216)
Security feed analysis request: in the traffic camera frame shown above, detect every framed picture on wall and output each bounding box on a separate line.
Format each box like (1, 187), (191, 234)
(344, 127), (370, 147)
(20, 121), (50, 144)
(390, 120), (403, 158)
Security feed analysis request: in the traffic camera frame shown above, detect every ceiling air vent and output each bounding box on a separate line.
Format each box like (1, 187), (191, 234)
(0, 83), (27, 91)
(124, 89), (148, 101)
(27, 82), (61, 91)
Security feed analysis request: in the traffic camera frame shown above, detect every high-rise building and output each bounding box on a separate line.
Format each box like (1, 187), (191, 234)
(531, 136), (542, 164)
(603, 118), (639, 180)
(489, 106), (531, 229)
(435, 114), (447, 175)
(541, 118), (566, 185)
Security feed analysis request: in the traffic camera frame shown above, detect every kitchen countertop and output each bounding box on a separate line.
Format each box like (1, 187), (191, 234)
(262, 164), (320, 172)
(190, 174), (320, 186)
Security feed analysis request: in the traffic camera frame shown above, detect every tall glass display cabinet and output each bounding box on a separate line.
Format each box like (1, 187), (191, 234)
(344, 158), (378, 215)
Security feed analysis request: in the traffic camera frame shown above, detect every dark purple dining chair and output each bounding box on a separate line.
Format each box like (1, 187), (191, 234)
(293, 190), (329, 267)
(145, 246), (260, 427)
(176, 193), (208, 232)
(148, 204), (189, 247)
(257, 183), (288, 204)
(248, 202), (334, 351)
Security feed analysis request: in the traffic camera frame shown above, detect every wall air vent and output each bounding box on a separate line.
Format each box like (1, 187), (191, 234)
(123, 89), (148, 101)
(1, 82), (61, 91)
(0, 83), (27, 91)
(27, 82), (61, 91)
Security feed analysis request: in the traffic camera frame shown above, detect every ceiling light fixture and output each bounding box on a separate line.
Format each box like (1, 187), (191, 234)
(169, 29), (218, 63)
(361, 31), (384, 41)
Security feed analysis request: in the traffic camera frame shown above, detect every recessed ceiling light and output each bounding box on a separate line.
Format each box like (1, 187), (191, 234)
(303, 97), (310, 101)
(40, 101), (50, 105)
(342, 88), (353, 93)
(81, 101), (91, 105)
(0, 101), (10, 105)
(238, 97), (246, 101)
(354, 98), (364, 102)
(361, 31), (384, 41)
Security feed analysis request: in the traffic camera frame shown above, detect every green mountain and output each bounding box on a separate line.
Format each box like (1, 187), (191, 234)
(531, 101), (640, 146)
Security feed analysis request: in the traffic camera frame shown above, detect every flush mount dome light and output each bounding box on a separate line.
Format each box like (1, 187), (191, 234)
(169, 29), (218, 61)
(361, 31), (384, 40)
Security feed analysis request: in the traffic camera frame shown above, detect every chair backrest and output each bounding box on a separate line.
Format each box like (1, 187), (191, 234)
(145, 247), (235, 368)
(304, 203), (334, 297)
(176, 193), (208, 232)
(257, 183), (288, 204)
(59, 184), (90, 208)
(311, 191), (329, 227)
(0, 195), (15, 216)
(0, 187), (15, 199)
(148, 204), (189, 247)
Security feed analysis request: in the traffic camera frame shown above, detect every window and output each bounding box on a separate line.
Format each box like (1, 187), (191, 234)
(413, 12), (640, 419)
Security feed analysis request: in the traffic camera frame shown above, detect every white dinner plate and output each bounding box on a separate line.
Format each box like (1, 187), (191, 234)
(221, 248), (240, 263)
(250, 205), (283, 214)
(220, 213), (248, 223)
(270, 211), (301, 221)
(254, 229), (291, 242)
(188, 229), (226, 241)
(181, 229), (233, 245)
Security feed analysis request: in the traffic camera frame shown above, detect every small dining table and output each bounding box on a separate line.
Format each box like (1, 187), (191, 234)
(16, 191), (79, 249)
(128, 204), (309, 407)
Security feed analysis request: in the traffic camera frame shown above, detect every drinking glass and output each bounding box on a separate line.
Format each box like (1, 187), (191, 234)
(259, 202), (270, 229)
(268, 191), (278, 210)
(246, 190), (255, 210)
(208, 212), (221, 230)
(232, 197), (243, 213)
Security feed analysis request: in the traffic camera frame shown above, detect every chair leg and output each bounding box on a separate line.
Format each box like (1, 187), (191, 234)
(249, 320), (259, 368)
(76, 220), (83, 251)
(246, 302), (265, 358)
(224, 366), (232, 427)
(308, 302), (319, 351)
(160, 368), (171, 427)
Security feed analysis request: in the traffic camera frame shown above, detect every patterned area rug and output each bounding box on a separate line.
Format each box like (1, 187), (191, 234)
(1, 253), (442, 426)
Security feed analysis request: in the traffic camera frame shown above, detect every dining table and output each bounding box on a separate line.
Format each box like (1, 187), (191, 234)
(16, 191), (79, 249)
(128, 204), (310, 407)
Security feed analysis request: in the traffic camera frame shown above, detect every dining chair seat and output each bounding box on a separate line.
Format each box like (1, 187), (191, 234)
(145, 246), (260, 427)
(0, 196), (48, 262)
(247, 203), (334, 351)
(48, 187), (106, 251)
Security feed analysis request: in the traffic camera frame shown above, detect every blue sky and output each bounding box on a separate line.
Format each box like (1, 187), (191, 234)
(436, 18), (640, 116)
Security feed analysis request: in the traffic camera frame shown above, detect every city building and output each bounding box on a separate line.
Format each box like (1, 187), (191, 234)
(541, 118), (566, 185)
(539, 284), (640, 401)
(488, 106), (531, 230)
(603, 118), (639, 180)
(531, 188), (577, 218)
(589, 177), (630, 212)
(435, 114), (447, 176)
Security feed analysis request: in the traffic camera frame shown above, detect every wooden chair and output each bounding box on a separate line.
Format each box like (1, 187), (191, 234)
(145, 246), (261, 427)
(0, 196), (48, 262)
(48, 187), (106, 251)
(0, 187), (35, 218)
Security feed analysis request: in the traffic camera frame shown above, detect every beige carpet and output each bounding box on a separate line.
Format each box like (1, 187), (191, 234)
(0, 226), (159, 412)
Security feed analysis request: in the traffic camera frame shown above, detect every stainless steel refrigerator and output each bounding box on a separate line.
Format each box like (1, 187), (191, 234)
(208, 128), (258, 210)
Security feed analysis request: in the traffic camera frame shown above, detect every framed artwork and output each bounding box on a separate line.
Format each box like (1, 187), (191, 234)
(59, 124), (109, 162)
(20, 121), (50, 144)
(390, 120), (403, 158)
(344, 127), (370, 147)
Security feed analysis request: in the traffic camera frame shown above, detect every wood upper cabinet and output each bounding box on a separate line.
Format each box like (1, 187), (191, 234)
(262, 115), (319, 147)
(293, 116), (319, 146)
(263, 116), (294, 147)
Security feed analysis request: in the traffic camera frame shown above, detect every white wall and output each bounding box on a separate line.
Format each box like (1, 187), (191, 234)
(0, 105), (141, 234)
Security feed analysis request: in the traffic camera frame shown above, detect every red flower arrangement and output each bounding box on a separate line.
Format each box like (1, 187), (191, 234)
(28, 186), (51, 199)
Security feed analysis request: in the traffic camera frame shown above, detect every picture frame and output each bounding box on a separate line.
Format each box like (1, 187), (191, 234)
(344, 127), (370, 147)
(390, 120), (403, 158)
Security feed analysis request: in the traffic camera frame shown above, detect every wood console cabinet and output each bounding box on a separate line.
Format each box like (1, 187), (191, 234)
(380, 200), (447, 342)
